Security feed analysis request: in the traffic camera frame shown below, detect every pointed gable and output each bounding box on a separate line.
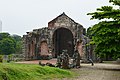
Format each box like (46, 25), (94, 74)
(48, 12), (77, 28)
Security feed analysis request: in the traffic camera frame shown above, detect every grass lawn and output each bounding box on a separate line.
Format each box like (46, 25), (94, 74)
(0, 63), (74, 80)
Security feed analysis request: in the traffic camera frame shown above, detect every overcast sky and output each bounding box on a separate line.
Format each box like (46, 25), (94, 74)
(0, 0), (114, 36)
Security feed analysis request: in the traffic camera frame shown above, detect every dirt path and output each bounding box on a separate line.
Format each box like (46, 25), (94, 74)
(68, 63), (120, 80)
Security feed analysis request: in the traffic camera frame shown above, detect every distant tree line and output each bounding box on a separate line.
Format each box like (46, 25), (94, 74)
(0, 32), (22, 55)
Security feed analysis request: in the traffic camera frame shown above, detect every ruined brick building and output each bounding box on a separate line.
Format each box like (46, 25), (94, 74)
(23, 13), (94, 61)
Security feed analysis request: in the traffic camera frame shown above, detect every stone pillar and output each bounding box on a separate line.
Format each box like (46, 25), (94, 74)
(28, 44), (31, 59)
(26, 43), (29, 60)
(77, 42), (83, 57)
(30, 43), (32, 59)
(31, 41), (35, 59)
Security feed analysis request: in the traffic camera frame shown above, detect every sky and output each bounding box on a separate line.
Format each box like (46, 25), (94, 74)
(0, 0), (115, 36)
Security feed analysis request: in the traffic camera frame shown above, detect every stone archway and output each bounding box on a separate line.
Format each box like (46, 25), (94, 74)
(53, 28), (74, 57)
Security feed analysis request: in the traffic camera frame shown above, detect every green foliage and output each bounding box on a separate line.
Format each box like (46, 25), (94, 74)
(12, 34), (22, 41)
(0, 38), (15, 55)
(8, 54), (13, 62)
(87, 0), (120, 21)
(87, 0), (120, 59)
(0, 63), (74, 80)
(11, 34), (22, 54)
(87, 6), (120, 20)
(0, 55), (3, 62)
(0, 33), (10, 40)
(0, 33), (22, 55)
(87, 27), (93, 39)
(109, 0), (120, 5)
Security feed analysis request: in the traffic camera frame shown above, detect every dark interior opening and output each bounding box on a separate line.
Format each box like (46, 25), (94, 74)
(53, 28), (74, 57)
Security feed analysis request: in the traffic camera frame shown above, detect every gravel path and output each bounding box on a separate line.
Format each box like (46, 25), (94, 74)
(66, 63), (120, 80)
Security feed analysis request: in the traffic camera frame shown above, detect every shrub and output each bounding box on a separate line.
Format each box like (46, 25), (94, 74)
(0, 55), (3, 63)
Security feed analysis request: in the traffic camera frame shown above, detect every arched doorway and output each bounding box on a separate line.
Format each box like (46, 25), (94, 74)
(53, 28), (74, 57)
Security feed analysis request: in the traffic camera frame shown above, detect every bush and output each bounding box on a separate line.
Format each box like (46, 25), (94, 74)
(0, 55), (3, 63)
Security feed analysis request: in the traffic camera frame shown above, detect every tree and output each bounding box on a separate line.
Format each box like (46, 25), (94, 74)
(0, 33), (22, 55)
(0, 33), (11, 40)
(87, 0), (120, 59)
(86, 27), (93, 39)
(0, 38), (15, 55)
(11, 34), (22, 54)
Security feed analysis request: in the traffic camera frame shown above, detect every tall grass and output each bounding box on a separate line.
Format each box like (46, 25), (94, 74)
(0, 63), (74, 80)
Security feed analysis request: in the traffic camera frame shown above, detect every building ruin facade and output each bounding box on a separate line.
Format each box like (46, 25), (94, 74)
(23, 13), (93, 61)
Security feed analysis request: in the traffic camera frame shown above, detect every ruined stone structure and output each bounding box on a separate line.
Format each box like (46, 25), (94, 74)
(23, 13), (90, 60)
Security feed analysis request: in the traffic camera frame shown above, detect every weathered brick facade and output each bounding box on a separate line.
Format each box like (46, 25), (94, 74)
(23, 13), (91, 60)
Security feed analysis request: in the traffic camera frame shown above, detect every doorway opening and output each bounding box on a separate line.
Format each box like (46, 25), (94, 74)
(53, 28), (74, 57)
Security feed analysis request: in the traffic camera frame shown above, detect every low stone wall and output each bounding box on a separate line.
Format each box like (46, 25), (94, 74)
(3, 54), (25, 62)
(116, 58), (120, 64)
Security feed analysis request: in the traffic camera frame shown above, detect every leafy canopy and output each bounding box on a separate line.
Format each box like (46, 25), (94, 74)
(87, 0), (120, 59)
(0, 33), (22, 55)
(0, 38), (15, 55)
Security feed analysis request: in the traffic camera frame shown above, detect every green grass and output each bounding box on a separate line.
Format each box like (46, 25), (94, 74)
(0, 63), (74, 80)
